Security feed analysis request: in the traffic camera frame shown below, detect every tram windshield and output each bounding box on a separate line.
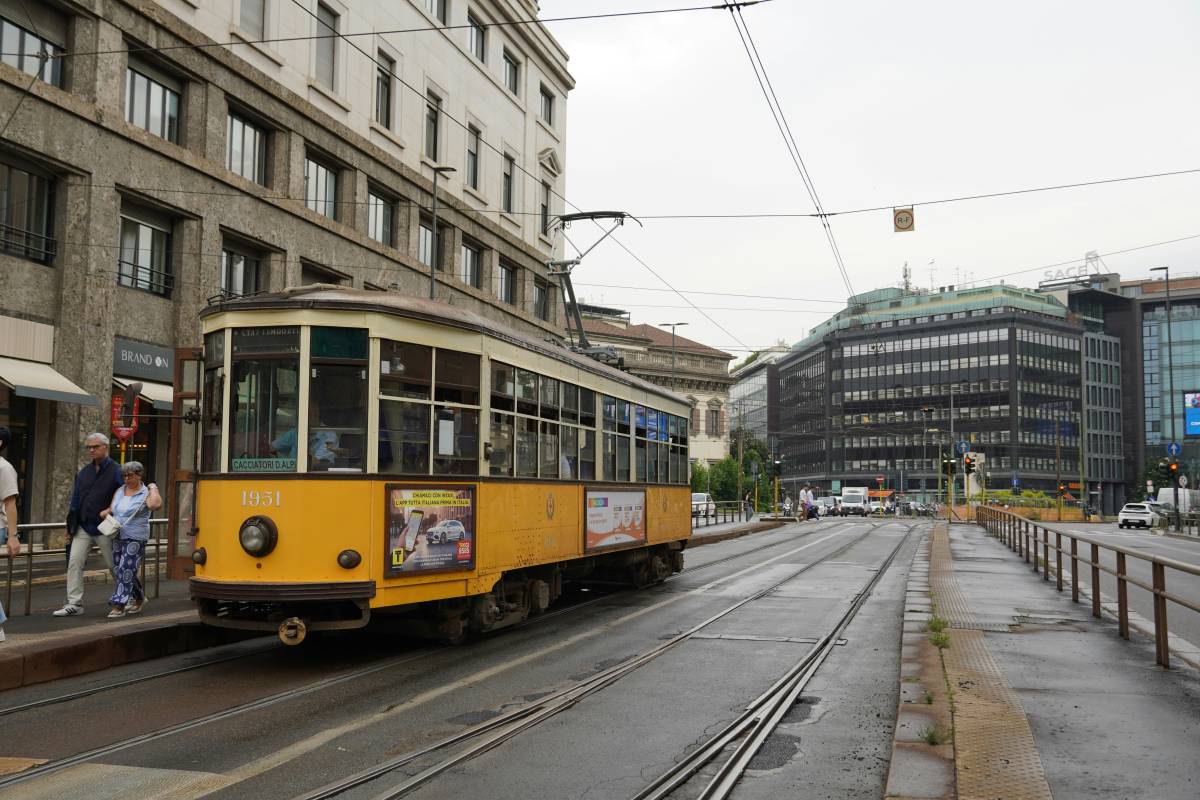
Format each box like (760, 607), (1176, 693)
(229, 326), (300, 472)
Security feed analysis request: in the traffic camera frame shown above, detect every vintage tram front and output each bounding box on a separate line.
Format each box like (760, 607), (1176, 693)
(179, 288), (693, 643)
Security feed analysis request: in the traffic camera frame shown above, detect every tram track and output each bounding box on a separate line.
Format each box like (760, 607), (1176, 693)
(0, 521), (807, 723)
(288, 519), (912, 800)
(0, 521), (811, 790)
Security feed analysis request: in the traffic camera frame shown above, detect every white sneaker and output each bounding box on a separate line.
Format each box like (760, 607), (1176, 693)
(0, 628), (6, 642)
(52, 605), (84, 617)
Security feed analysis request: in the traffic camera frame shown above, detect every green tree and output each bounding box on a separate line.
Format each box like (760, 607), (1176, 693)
(709, 457), (740, 501)
(690, 461), (709, 494)
(1134, 458), (1174, 502)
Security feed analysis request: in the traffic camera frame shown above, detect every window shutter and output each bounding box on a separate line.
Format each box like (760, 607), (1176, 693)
(718, 410), (724, 437)
(691, 407), (699, 431)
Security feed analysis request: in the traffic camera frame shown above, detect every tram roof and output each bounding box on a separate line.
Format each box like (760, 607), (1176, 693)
(202, 286), (688, 408)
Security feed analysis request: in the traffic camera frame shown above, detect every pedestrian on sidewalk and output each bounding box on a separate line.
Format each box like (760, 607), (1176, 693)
(0, 427), (21, 641)
(53, 433), (121, 617)
(100, 461), (160, 619)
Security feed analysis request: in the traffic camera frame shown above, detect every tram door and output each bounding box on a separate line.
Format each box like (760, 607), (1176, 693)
(167, 347), (203, 579)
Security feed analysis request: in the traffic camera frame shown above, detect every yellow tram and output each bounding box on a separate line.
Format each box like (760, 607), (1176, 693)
(174, 287), (693, 643)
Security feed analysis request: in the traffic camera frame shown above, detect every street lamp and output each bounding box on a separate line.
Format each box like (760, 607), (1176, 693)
(921, 407), (935, 504)
(1150, 266), (1180, 529)
(658, 322), (688, 391)
(427, 165), (457, 300)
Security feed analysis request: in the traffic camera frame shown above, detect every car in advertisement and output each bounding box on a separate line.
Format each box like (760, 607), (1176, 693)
(426, 518), (466, 544)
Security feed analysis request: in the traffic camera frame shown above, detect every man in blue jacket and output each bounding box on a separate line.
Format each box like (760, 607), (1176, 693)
(52, 433), (121, 617)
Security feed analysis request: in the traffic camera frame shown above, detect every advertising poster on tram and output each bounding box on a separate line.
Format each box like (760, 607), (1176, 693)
(384, 485), (475, 576)
(585, 489), (646, 552)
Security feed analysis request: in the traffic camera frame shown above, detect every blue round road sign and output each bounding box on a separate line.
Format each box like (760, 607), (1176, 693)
(1167, 442), (1182, 457)
(956, 440), (969, 455)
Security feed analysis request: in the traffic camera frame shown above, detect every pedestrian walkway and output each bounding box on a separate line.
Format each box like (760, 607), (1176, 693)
(0, 576), (253, 690)
(890, 522), (1200, 800)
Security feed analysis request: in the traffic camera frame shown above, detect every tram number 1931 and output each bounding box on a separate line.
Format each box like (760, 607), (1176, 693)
(242, 490), (282, 508)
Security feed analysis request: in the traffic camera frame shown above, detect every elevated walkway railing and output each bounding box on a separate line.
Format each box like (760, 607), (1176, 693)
(691, 501), (751, 528)
(3, 520), (167, 616)
(976, 505), (1200, 668)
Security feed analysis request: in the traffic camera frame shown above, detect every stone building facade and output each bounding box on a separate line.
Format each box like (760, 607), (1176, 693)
(578, 306), (734, 466)
(0, 0), (572, 525)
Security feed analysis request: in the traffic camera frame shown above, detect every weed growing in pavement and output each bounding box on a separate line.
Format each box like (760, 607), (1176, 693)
(930, 631), (951, 649)
(927, 616), (948, 634)
(923, 692), (934, 705)
(918, 725), (949, 746)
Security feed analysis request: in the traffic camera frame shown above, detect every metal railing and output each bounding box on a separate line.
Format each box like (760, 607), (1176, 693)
(976, 506), (1200, 668)
(3, 519), (167, 617)
(692, 501), (751, 528)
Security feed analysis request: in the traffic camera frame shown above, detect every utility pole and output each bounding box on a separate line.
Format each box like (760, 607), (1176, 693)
(428, 165), (456, 300)
(948, 383), (957, 522)
(658, 322), (688, 392)
(1056, 407), (1063, 523)
(735, 401), (745, 512)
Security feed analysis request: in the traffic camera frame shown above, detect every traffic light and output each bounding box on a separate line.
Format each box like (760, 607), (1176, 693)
(941, 458), (956, 476)
(1169, 459), (1180, 476)
(1057, 483), (1066, 497)
(963, 455), (975, 475)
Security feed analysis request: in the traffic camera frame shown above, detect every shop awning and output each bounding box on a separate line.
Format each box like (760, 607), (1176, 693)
(113, 378), (174, 411)
(0, 356), (99, 406)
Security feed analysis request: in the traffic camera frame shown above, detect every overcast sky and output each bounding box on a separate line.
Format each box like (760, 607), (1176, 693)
(543, 0), (1200, 358)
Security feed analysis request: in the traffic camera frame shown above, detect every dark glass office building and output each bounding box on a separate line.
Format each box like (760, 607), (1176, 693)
(777, 286), (1085, 504)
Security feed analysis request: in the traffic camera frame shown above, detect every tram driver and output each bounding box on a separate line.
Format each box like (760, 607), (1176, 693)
(270, 400), (339, 465)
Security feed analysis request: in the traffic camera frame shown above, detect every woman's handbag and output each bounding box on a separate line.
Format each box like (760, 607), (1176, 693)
(97, 514), (121, 539)
(99, 493), (147, 540)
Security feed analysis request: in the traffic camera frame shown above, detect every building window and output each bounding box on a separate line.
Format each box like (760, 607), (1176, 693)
(503, 50), (519, 95)
(300, 260), (346, 285)
(418, 221), (441, 269)
(303, 154), (338, 219)
(226, 111), (268, 185)
(466, 125), (481, 190)
(0, 14), (63, 87)
(0, 159), (54, 264)
(118, 212), (172, 297)
(220, 245), (260, 298)
(502, 154), (515, 213)
(124, 64), (181, 143)
(424, 92), (441, 161)
(468, 14), (486, 61)
(498, 262), (514, 304)
(367, 190), (395, 246)
(314, 3), (338, 90)
(460, 241), (481, 288)
(540, 181), (551, 235)
(534, 279), (549, 321)
(539, 86), (554, 125)
(706, 408), (722, 436)
(239, 0), (265, 39)
(375, 52), (394, 129)
(425, 0), (447, 23)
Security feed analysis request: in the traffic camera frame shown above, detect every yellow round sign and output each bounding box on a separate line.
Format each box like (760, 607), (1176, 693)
(893, 208), (915, 232)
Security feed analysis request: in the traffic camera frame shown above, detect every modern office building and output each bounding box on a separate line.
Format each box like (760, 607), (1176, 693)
(577, 305), (734, 465)
(0, 0), (572, 527)
(775, 285), (1085, 505)
(728, 345), (787, 448)
(1119, 274), (1200, 493)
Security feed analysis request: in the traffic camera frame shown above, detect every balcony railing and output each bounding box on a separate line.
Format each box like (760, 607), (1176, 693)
(0, 222), (56, 263)
(118, 259), (174, 297)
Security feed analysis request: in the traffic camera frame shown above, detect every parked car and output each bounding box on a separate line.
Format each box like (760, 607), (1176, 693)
(1117, 503), (1161, 529)
(816, 497), (838, 517)
(691, 492), (716, 520)
(427, 519), (467, 544)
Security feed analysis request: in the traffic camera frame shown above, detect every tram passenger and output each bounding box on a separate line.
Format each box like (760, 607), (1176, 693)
(270, 401), (339, 465)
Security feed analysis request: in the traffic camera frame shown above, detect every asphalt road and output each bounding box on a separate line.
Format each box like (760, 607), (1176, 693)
(1051, 524), (1200, 647)
(0, 519), (920, 800)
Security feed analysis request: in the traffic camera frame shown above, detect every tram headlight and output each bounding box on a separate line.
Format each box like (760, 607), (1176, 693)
(239, 516), (278, 558)
(337, 549), (362, 569)
(191, 547), (207, 565)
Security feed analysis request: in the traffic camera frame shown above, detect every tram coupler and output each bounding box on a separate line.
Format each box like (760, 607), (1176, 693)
(279, 616), (308, 645)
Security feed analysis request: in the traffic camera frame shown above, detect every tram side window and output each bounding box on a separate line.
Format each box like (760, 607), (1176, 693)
(380, 341), (431, 399)
(229, 326), (300, 472)
(539, 376), (559, 421)
(435, 350), (480, 405)
(601, 395), (616, 480)
(489, 411), (513, 476)
(579, 428), (596, 480)
(579, 389), (596, 428)
(491, 362), (515, 412)
(515, 369), (537, 416)
(432, 349), (481, 475)
(560, 425), (577, 479)
(309, 327), (368, 472)
(380, 401), (430, 474)
(540, 420), (559, 478)
(201, 330), (224, 472)
(561, 383), (578, 423)
(515, 416), (538, 477)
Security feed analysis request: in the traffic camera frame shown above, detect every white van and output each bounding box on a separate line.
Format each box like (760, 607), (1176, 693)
(841, 487), (868, 516)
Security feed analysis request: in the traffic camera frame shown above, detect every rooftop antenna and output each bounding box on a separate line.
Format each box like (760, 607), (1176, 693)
(902, 261), (912, 293)
(548, 211), (642, 363)
(927, 259), (935, 291)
